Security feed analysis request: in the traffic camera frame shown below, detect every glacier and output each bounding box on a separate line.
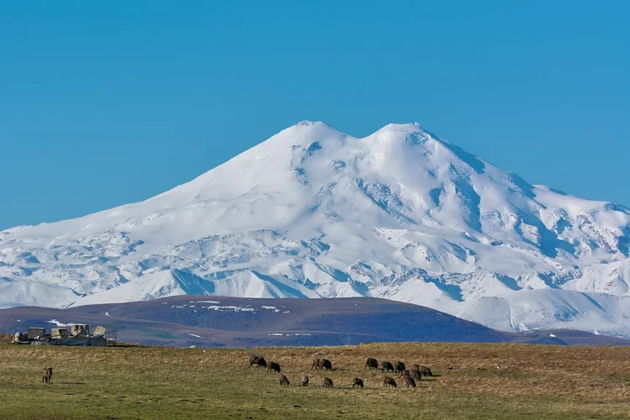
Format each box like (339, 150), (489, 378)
(1, 121), (629, 337)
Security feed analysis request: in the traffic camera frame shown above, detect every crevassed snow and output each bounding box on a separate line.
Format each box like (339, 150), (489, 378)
(0, 121), (628, 337)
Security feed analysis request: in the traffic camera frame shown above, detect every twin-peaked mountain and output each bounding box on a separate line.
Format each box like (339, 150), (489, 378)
(1, 122), (628, 336)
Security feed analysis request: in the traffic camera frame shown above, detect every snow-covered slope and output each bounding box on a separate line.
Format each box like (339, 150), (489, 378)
(1, 121), (629, 336)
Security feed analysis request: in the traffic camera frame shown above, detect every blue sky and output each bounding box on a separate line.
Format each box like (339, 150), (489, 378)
(1, 1), (629, 229)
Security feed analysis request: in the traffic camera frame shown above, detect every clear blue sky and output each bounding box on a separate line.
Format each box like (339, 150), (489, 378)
(1, 1), (629, 230)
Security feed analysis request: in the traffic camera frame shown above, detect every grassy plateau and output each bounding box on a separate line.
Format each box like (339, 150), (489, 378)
(0, 337), (628, 419)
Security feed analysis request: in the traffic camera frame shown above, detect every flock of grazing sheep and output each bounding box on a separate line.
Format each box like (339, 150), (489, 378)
(248, 355), (434, 389)
(39, 354), (435, 390)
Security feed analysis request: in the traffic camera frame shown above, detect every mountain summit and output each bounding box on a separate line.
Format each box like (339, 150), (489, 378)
(1, 122), (629, 336)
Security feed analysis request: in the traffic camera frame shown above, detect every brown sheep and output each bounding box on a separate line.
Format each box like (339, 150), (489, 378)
(278, 374), (290, 386)
(352, 377), (364, 388)
(419, 365), (433, 377)
(323, 377), (334, 388)
(312, 358), (333, 370)
(381, 361), (394, 372)
(365, 357), (378, 370)
(409, 369), (422, 380)
(402, 375), (416, 388)
(248, 355), (267, 368)
(41, 367), (53, 384)
(267, 361), (281, 373)
(320, 359), (332, 370)
(383, 376), (397, 388)
(301, 375), (309, 386)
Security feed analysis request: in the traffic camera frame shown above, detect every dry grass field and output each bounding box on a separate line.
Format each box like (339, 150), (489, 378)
(0, 342), (628, 419)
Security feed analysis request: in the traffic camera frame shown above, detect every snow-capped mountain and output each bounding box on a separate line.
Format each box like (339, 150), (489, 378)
(1, 121), (629, 336)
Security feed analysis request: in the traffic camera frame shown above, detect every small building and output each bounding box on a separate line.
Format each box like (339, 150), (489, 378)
(70, 324), (89, 336)
(27, 327), (45, 339)
(51, 327), (69, 339)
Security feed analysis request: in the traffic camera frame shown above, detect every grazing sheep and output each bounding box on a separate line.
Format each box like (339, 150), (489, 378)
(409, 369), (422, 380)
(267, 362), (281, 373)
(41, 367), (53, 384)
(323, 377), (334, 388)
(301, 375), (309, 386)
(382, 376), (397, 388)
(248, 355), (267, 368)
(419, 366), (433, 377)
(402, 375), (416, 388)
(312, 358), (332, 370)
(395, 361), (406, 372)
(411, 363), (420, 371)
(365, 357), (378, 370)
(352, 377), (364, 388)
(381, 361), (394, 372)
(278, 374), (290, 386)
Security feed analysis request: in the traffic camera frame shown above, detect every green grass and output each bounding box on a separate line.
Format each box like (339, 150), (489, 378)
(0, 342), (628, 419)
